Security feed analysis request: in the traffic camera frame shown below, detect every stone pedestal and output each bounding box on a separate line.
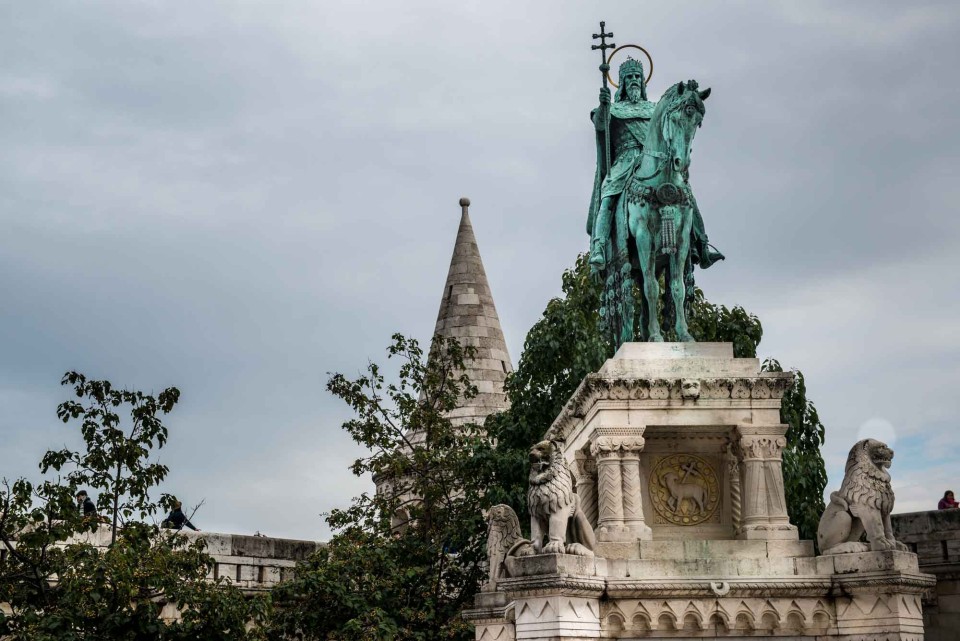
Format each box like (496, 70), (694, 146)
(465, 343), (934, 640)
(547, 342), (796, 544)
(465, 545), (934, 640)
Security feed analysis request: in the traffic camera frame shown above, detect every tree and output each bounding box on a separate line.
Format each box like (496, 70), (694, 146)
(267, 335), (493, 641)
(762, 360), (828, 541)
(483, 254), (826, 540)
(0, 372), (266, 640)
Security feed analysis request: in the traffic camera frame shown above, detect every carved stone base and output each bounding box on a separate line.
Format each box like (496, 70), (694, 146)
(465, 549), (934, 640)
(596, 522), (652, 543)
(740, 523), (799, 540)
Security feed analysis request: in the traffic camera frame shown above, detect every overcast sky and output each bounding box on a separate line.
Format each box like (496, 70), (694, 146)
(2, 1), (959, 541)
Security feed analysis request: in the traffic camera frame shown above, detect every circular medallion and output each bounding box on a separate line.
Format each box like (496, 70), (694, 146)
(649, 454), (720, 526)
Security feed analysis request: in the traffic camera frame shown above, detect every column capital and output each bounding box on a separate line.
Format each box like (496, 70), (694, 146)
(590, 429), (646, 458)
(738, 435), (787, 460)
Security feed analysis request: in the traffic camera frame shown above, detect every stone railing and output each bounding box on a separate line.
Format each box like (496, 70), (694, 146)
(892, 509), (960, 641)
(5, 524), (324, 594)
(183, 530), (323, 593)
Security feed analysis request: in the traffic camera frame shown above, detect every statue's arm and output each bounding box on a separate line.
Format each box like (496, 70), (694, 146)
(592, 86), (611, 132)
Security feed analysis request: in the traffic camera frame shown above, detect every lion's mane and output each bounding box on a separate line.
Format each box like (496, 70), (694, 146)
(527, 441), (575, 520)
(837, 438), (894, 515)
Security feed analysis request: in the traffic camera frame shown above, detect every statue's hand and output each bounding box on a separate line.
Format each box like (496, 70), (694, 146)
(599, 86), (611, 107)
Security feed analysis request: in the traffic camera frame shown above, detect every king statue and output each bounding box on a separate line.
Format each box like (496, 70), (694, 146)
(586, 56), (725, 347)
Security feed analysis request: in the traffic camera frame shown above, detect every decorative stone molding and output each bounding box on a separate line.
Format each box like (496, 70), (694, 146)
(605, 579), (833, 599)
(740, 435), (787, 461)
(546, 373), (794, 441)
(497, 575), (606, 598)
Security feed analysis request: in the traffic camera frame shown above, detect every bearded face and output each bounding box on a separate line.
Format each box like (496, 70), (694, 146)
(621, 69), (645, 103)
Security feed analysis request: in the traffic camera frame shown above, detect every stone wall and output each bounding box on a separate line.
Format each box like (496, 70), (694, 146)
(892, 509), (960, 641)
(184, 530), (322, 593)
(64, 524), (322, 594)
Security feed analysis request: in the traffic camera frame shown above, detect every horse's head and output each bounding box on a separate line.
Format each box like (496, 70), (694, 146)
(660, 80), (711, 174)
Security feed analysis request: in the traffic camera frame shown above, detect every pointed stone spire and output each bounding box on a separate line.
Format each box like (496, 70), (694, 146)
(431, 197), (513, 426)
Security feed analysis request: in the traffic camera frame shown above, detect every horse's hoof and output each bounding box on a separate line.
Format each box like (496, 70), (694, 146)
(679, 332), (696, 342)
(649, 333), (664, 343)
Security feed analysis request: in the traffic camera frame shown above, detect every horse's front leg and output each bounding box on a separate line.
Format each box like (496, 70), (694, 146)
(670, 205), (695, 342)
(629, 200), (663, 342)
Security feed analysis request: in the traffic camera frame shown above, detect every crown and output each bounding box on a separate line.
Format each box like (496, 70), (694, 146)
(618, 58), (645, 79)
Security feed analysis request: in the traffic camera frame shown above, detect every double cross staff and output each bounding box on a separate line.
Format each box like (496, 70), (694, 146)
(592, 21), (615, 174)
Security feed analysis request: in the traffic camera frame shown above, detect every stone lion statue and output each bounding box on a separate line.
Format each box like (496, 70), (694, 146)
(817, 438), (908, 555)
(483, 504), (533, 590)
(527, 440), (596, 556)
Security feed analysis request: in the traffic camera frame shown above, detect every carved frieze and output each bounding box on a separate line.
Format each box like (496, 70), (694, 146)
(546, 373), (794, 440)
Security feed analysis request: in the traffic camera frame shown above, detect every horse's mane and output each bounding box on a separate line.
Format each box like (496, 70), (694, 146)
(646, 82), (703, 152)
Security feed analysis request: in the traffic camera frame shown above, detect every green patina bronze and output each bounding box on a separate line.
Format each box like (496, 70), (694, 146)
(587, 23), (724, 348)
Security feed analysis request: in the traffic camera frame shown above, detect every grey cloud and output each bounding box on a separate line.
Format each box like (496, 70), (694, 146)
(2, 1), (958, 539)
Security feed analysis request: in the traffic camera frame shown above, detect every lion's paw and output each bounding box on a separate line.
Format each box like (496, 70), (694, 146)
(894, 541), (909, 552)
(822, 541), (869, 555)
(870, 537), (897, 552)
(565, 543), (595, 557)
(543, 540), (565, 555)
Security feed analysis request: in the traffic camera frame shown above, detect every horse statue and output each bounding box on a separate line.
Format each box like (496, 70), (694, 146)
(615, 80), (711, 342)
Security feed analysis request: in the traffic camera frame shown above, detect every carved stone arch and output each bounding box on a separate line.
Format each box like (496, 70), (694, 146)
(631, 612), (651, 632)
(681, 611), (703, 631)
(708, 611), (729, 633)
(733, 608), (755, 632)
(605, 612), (625, 632)
(785, 600), (805, 630)
(760, 609), (780, 631)
(811, 605), (831, 631)
(785, 610), (804, 630)
(681, 601), (704, 631)
(656, 612), (677, 631)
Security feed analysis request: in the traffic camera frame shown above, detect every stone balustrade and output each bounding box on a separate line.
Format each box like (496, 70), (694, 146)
(892, 509), (960, 641)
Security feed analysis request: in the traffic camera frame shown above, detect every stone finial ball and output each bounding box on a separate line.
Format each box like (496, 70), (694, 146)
(459, 197), (470, 208)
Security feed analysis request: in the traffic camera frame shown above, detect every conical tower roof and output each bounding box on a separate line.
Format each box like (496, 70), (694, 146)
(431, 197), (513, 426)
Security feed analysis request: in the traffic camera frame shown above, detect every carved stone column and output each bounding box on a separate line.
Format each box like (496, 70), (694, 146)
(762, 438), (793, 529)
(724, 444), (742, 535)
(736, 427), (798, 540)
(620, 439), (652, 539)
(574, 451), (599, 528)
(592, 436), (625, 541)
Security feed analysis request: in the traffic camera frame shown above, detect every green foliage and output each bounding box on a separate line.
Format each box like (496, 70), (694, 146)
(0, 373), (265, 640)
(485, 254), (825, 540)
(686, 288), (763, 358)
(267, 335), (492, 641)
(482, 255), (610, 522)
(762, 359), (828, 542)
(43, 372), (181, 545)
